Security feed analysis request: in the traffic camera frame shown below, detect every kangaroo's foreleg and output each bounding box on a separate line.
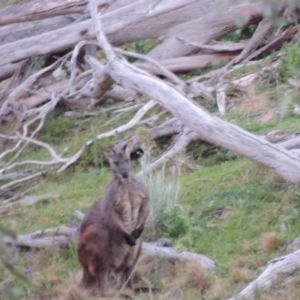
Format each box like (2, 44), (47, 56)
(111, 210), (136, 246)
(132, 200), (149, 239)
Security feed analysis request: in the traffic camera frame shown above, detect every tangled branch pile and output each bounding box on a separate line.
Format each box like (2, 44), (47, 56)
(1, 0), (300, 195)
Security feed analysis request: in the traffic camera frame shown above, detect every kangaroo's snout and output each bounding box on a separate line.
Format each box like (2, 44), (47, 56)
(121, 172), (129, 179)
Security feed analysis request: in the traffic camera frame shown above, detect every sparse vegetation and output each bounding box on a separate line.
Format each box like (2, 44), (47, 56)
(140, 151), (183, 240)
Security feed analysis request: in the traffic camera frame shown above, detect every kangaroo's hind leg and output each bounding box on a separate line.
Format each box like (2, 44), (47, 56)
(80, 267), (96, 289)
(95, 265), (109, 296)
(120, 239), (142, 289)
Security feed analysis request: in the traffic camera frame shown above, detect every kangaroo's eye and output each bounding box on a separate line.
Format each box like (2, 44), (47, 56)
(114, 161), (119, 166)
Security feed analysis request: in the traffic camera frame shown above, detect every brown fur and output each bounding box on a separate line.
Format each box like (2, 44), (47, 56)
(77, 141), (149, 295)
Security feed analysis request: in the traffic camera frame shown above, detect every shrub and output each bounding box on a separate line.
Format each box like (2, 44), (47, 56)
(139, 150), (182, 240)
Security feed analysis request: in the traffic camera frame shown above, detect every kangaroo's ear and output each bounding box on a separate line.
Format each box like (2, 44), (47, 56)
(103, 147), (114, 159)
(124, 140), (133, 157)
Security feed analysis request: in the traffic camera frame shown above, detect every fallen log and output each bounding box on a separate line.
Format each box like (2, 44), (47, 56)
(0, 0), (87, 26)
(0, 14), (82, 45)
(227, 250), (300, 300)
(2, 225), (216, 270)
(0, 62), (21, 82)
(0, 171), (45, 197)
(0, 193), (59, 215)
(0, 0), (264, 67)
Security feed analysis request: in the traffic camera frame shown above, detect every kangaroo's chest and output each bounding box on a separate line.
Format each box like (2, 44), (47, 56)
(115, 189), (145, 230)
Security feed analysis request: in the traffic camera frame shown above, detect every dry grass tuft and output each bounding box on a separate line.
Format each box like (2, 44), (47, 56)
(134, 254), (212, 298)
(232, 256), (247, 268)
(259, 294), (277, 300)
(24, 249), (51, 267)
(234, 85), (268, 116)
(55, 272), (98, 300)
(261, 232), (283, 252)
(160, 286), (182, 300)
(247, 257), (266, 270)
(180, 261), (211, 292)
(242, 240), (256, 253)
(208, 277), (232, 299)
(230, 268), (252, 284)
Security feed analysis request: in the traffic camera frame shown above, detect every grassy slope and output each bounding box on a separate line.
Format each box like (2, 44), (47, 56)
(1, 29), (300, 300)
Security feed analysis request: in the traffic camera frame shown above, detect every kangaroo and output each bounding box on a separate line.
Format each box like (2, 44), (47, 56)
(77, 141), (149, 295)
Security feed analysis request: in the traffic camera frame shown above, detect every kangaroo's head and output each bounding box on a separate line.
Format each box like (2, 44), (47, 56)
(104, 142), (133, 181)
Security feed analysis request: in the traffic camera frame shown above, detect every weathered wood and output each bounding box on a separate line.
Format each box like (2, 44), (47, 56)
(136, 53), (238, 74)
(0, 0), (87, 26)
(0, 58), (64, 120)
(0, 15), (82, 45)
(0, 171), (45, 196)
(227, 250), (300, 300)
(0, 62), (20, 82)
(0, 194), (59, 215)
(91, 0), (300, 184)
(3, 225), (216, 270)
(0, 0), (264, 67)
(142, 241), (216, 270)
(148, 118), (183, 140)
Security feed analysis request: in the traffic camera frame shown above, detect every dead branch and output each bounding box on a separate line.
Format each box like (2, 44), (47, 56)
(0, 59), (34, 110)
(57, 133), (143, 173)
(242, 24), (300, 64)
(136, 54), (237, 74)
(149, 118), (183, 140)
(115, 48), (187, 92)
(276, 135), (300, 150)
(0, 193), (59, 215)
(216, 79), (226, 115)
(177, 38), (247, 53)
(4, 225), (215, 271)
(3, 226), (76, 248)
(0, 56), (68, 121)
(24, 70), (92, 109)
(140, 128), (199, 174)
(96, 100), (157, 139)
(142, 241), (216, 271)
(0, 170), (34, 181)
(85, 55), (114, 101)
(69, 41), (98, 94)
(57, 140), (93, 173)
(58, 100), (156, 174)
(112, 103), (143, 114)
(0, 171), (45, 196)
(227, 250), (300, 300)
(25, 80), (71, 109)
(0, 94), (62, 174)
(137, 110), (167, 128)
